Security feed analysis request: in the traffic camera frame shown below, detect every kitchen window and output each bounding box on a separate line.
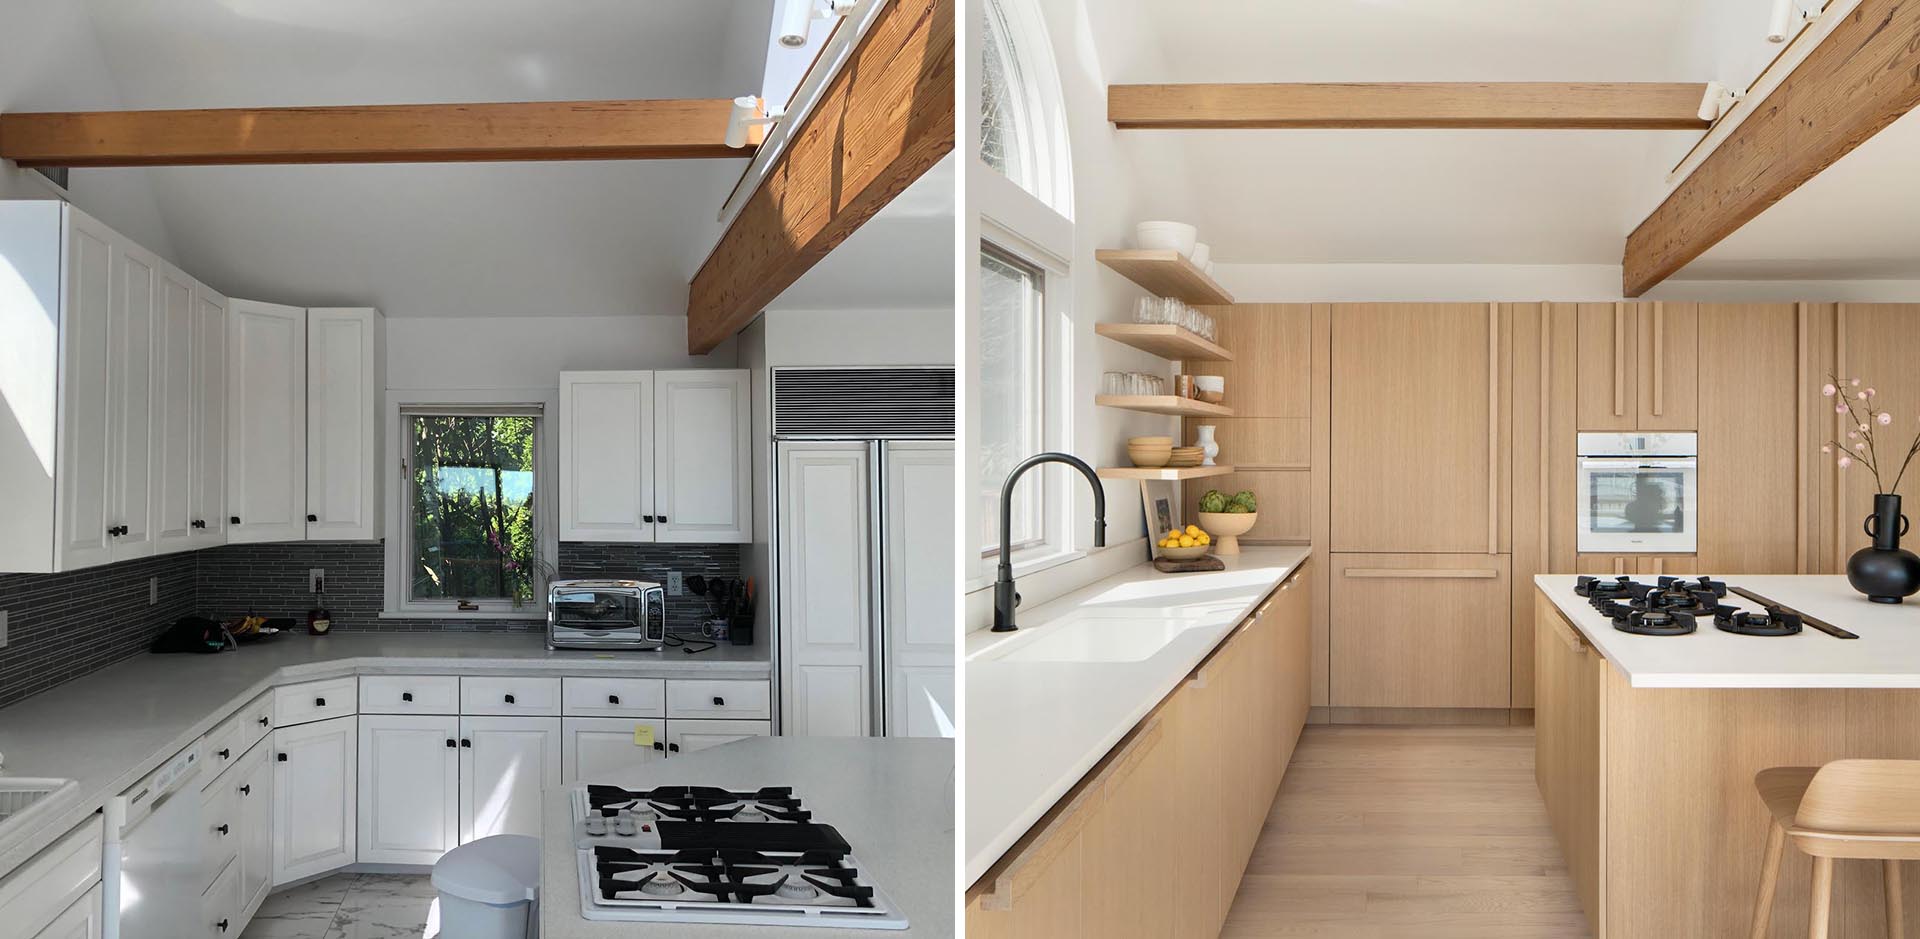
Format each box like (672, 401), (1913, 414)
(385, 395), (557, 618)
(980, 244), (1047, 555)
(978, 0), (1070, 216)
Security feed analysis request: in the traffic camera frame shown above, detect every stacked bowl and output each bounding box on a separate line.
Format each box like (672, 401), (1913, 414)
(1127, 436), (1174, 467)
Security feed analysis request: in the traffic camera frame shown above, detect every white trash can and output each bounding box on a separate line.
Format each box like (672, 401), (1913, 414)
(433, 834), (541, 939)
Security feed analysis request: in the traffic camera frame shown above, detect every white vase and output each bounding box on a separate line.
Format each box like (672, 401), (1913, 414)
(1195, 425), (1219, 466)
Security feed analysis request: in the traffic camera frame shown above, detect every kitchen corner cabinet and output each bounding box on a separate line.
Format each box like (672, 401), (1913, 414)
(305, 308), (382, 540)
(1576, 302), (1696, 432)
(968, 566), (1311, 939)
(272, 716), (358, 886)
(558, 369), (751, 544)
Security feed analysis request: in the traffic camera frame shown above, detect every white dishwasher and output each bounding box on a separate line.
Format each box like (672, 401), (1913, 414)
(104, 740), (204, 939)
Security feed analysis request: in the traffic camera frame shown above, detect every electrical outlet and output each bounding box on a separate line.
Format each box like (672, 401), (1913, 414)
(309, 568), (326, 593)
(666, 571), (684, 596)
(149, 576), (159, 605)
(0, 610), (9, 649)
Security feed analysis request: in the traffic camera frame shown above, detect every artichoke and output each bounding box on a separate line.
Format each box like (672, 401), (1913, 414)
(1199, 489), (1229, 514)
(1227, 490), (1257, 513)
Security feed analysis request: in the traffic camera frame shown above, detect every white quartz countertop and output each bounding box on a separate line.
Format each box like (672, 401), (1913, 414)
(539, 736), (953, 938)
(0, 632), (768, 875)
(962, 545), (1311, 885)
(1537, 573), (1920, 688)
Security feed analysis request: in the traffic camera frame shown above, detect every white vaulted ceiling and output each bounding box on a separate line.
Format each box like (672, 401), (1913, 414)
(8, 0), (949, 318)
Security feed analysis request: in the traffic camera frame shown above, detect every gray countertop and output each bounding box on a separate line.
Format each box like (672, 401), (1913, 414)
(539, 736), (953, 938)
(0, 632), (769, 874)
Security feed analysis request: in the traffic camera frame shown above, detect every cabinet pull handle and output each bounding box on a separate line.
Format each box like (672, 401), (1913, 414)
(230, 516), (241, 524)
(643, 515), (655, 523)
(402, 692), (413, 702)
(1652, 302), (1665, 417)
(1343, 568), (1498, 579)
(277, 753), (288, 762)
(712, 696), (725, 706)
(240, 785), (251, 795)
(668, 743), (680, 753)
(315, 697), (326, 707)
(1613, 301), (1626, 417)
(218, 749), (230, 759)
(504, 694), (516, 704)
(657, 515), (668, 523)
(217, 919), (229, 932)
(653, 741), (665, 751)
(258, 717), (270, 727)
(217, 824), (230, 836)
(446, 738), (457, 748)
(1487, 301), (1499, 555)
(307, 514), (318, 522)
(461, 738), (471, 747)
(608, 694), (620, 704)
(191, 519), (205, 529)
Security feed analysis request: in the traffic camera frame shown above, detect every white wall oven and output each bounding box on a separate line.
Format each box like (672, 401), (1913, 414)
(1575, 432), (1698, 553)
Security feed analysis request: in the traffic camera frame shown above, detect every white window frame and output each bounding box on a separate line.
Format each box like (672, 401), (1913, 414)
(381, 387), (559, 619)
(967, 0), (1078, 588)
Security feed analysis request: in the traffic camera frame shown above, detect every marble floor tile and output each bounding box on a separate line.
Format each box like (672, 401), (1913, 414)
(241, 873), (437, 939)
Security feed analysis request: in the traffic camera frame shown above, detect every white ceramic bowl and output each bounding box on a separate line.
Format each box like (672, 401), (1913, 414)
(1135, 221), (1198, 257)
(1190, 242), (1212, 268)
(1193, 376), (1225, 395)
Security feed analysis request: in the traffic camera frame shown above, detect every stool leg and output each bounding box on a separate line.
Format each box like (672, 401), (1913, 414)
(1751, 822), (1786, 939)
(1888, 859), (1905, 939)
(1811, 855), (1836, 939)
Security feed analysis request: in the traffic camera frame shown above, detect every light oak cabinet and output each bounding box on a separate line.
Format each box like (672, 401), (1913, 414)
(1534, 602), (1603, 928)
(968, 567), (1312, 938)
(1330, 303), (1509, 554)
(557, 370), (751, 544)
(1330, 553), (1512, 709)
(1576, 302), (1697, 432)
(1573, 554), (1697, 577)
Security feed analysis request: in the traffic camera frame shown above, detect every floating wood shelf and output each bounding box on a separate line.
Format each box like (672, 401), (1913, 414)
(1096, 465), (1236, 481)
(1094, 395), (1236, 418)
(1095, 249), (1235, 305)
(1094, 323), (1233, 361)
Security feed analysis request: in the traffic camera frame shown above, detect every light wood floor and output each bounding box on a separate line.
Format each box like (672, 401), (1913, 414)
(1221, 725), (1593, 938)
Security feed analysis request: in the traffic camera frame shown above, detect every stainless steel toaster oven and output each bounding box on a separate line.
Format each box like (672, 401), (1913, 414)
(547, 579), (667, 650)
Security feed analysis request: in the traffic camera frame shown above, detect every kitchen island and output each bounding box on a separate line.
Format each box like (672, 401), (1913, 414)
(1534, 574), (1920, 938)
(538, 735), (953, 937)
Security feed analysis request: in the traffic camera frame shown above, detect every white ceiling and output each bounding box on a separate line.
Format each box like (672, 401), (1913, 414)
(18, 0), (951, 318)
(1091, 0), (1723, 267)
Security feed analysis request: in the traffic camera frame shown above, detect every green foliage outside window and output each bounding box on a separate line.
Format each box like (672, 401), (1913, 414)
(409, 415), (537, 604)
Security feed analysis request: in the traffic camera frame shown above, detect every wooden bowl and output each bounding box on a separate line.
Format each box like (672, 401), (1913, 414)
(1197, 511), (1258, 555)
(1128, 436), (1173, 447)
(1128, 448), (1172, 468)
(1158, 543), (1211, 560)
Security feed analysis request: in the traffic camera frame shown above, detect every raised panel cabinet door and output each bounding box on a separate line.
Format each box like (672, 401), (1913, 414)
(305, 308), (379, 540)
(1636, 301), (1697, 430)
(777, 443), (873, 737)
(654, 369), (750, 543)
(558, 371), (654, 542)
(1329, 553), (1514, 709)
(227, 300), (306, 545)
(562, 717), (668, 783)
(1576, 301), (1638, 431)
(1330, 303), (1507, 553)
(884, 442), (955, 738)
(189, 285), (227, 548)
(459, 716), (561, 843)
(106, 242), (157, 562)
(666, 719), (771, 755)
(55, 211), (116, 571)
(271, 716), (357, 885)
(357, 714), (459, 865)
(31, 883), (103, 939)
(151, 266), (196, 554)
(235, 743), (274, 919)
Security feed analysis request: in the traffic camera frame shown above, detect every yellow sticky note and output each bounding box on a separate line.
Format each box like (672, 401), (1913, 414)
(633, 724), (655, 747)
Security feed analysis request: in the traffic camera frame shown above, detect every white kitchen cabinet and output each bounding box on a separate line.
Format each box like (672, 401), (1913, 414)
(52, 209), (117, 572)
(305, 308), (381, 540)
(189, 286), (228, 548)
(358, 714), (459, 865)
(779, 443), (874, 737)
(227, 300), (307, 545)
(654, 369), (751, 543)
(235, 743), (274, 920)
(272, 716), (357, 886)
(105, 243), (157, 563)
(557, 369), (750, 544)
(30, 884), (103, 939)
(152, 266), (196, 555)
(459, 716), (561, 843)
(883, 442), (955, 738)
(562, 717), (668, 784)
(199, 856), (241, 939)
(667, 719), (771, 755)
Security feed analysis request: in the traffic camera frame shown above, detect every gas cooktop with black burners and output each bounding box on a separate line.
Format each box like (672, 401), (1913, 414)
(571, 784), (908, 930)
(1574, 575), (1805, 637)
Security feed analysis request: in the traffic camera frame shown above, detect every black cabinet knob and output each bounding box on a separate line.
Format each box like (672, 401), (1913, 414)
(230, 516), (241, 524)
(191, 519), (205, 529)
(668, 743), (680, 753)
(217, 919), (229, 932)
(504, 694), (515, 704)
(258, 717), (270, 727)
(461, 738), (471, 747)
(240, 785), (251, 796)
(643, 515), (655, 523)
(657, 515), (668, 523)
(277, 753), (288, 762)
(217, 824), (230, 836)
(608, 694), (620, 705)
(315, 697), (326, 707)
(402, 692), (413, 702)
(307, 514), (318, 522)
(652, 741), (665, 751)
(713, 696), (725, 706)
(218, 749), (230, 759)
(446, 738), (457, 748)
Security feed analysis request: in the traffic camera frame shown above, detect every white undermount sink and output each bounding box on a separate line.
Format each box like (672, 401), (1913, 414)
(990, 615), (1207, 664)
(0, 778), (80, 842)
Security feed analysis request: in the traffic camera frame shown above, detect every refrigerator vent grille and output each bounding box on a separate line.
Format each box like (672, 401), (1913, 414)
(773, 367), (954, 438)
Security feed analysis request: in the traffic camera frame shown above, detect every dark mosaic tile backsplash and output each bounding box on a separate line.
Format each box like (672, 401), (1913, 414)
(0, 540), (743, 709)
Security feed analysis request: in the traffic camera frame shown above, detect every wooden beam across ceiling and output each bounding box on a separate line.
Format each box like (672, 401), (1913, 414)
(0, 98), (756, 166)
(1623, 0), (1920, 296)
(1107, 82), (1713, 130)
(685, 0), (955, 355)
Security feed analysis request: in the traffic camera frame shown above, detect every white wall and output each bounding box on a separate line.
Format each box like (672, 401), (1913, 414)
(758, 307), (954, 367)
(0, 0), (174, 255)
(384, 314), (735, 391)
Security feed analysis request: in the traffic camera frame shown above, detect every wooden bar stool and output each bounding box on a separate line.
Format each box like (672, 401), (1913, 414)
(1749, 760), (1920, 939)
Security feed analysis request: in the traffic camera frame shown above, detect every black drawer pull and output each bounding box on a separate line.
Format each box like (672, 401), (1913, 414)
(657, 515), (668, 523)
(218, 748), (230, 759)
(217, 919), (229, 932)
(608, 694), (620, 705)
(192, 519), (206, 529)
(315, 697), (326, 707)
(307, 514), (318, 522)
(230, 516), (241, 524)
(643, 514), (655, 523)
(402, 692), (413, 702)
(667, 743), (680, 753)
(277, 753), (288, 762)
(240, 785), (251, 796)
(504, 693), (515, 704)
(217, 824), (230, 836)
(713, 696), (725, 706)
(446, 738), (457, 748)
(652, 741), (665, 751)
(258, 717), (270, 727)
(461, 738), (471, 747)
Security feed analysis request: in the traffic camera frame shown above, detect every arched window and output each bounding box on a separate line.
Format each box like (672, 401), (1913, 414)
(978, 0), (1072, 218)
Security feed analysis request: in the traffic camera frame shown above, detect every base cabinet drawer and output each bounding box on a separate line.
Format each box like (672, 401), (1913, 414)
(0, 817), (104, 938)
(198, 776), (241, 891)
(199, 856), (241, 938)
(666, 719), (771, 755)
(360, 675), (459, 714)
(1329, 553), (1512, 709)
(461, 676), (562, 716)
(273, 677), (358, 727)
(666, 680), (770, 720)
(563, 677), (666, 718)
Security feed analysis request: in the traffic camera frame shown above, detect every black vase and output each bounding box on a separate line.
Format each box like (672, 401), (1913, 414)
(1846, 493), (1920, 603)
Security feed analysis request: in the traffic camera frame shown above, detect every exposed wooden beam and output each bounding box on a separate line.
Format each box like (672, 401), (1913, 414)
(1108, 82), (1713, 130)
(1623, 0), (1920, 296)
(0, 99), (755, 166)
(686, 0), (954, 355)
